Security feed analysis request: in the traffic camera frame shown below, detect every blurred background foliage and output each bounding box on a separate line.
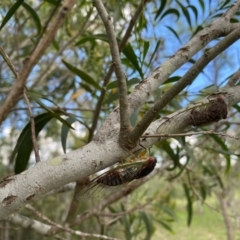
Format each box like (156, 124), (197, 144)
(0, 0), (240, 239)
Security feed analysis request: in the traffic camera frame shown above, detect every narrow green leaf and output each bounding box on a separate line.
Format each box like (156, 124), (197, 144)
(106, 78), (140, 90)
(159, 205), (177, 220)
(44, 0), (59, 4)
(209, 135), (231, 173)
(11, 113), (54, 174)
(210, 13), (223, 20)
(187, 5), (198, 23)
(166, 26), (182, 44)
(26, 91), (54, 113)
(230, 18), (239, 23)
(139, 212), (154, 240)
(123, 43), (143, 78)
(198, 0), (205, 13)
(61, 117), (77, 153)
(27, 91), (74, 129)
(143, 41), (150, 62)
(75, 33), (109, 46)
(192, 25), (204, 37)
(233, 104), (240, 112)
(188, 58), (196, 64)
(0, 0), (24, 31)
(176, 1), (192, 29)
(164, 76), (181, 85)
(76, 34), (143, 78)
(162, 140), (178, 163)
(22, 2), (42, 36)
(120, 204), (132, 240)
(35, 99), (73, 129)
(52, 39), (60, 50)
(62, 59), (101, 90)
(219, 0), (231, 10)
(160, 9), (180, 21)
(154, 218), (173, 232)
(200, 183), (207, 201)
(183, 183), (193, 226)
(148, 40), (162, 68)
(168, 157), (189, 181)
(154, 0), (167, 20)
(161, 140), (179, 170)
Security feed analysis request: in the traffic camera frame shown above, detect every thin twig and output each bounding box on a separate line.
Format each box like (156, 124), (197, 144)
(32, 0), (62, 53)
(23, 91), (41, 162)
(100, 198), (153, 218)
(7, 213), (64, 239)
(227, 69), (240, 87)
(93, 0), (132, 143)
(25, 205), (119, 240)
(0, 46), (41, 163)
(218, 192), (233, 240)
(141, 131), (240, 140)
(89, 0), (149, 141)
(0, 46), (18, 77)
(11, 106), (99, 112)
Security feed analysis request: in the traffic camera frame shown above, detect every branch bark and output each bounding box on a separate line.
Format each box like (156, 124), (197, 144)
(1, 85), (240, 220)
(89, 0), (149, 142)
(92, 0), (132, 145)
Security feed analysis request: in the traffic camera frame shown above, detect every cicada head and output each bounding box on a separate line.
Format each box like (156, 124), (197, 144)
(134, 157), (157, 179)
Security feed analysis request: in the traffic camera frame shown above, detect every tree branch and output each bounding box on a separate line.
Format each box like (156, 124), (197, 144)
(0, 0), (76, 125)
(32, 0), (62, 54)
(92, 0), (132, 144)
(6, 213), (54, 236)
(95, 3), (240, 141)
(227, 69), (240, 87)
(141, 131), (240, 141)
(0, 46), (18, 77)
(7, 210), (119, 240)
(127, 25), (240, 145)
(89, 0), (149, 142)
(0, 85), (240, 220)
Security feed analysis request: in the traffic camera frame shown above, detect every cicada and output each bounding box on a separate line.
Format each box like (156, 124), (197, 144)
(77, 156), (157, 199)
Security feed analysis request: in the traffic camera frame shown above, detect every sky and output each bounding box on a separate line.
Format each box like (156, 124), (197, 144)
(140, 0), (240, 99)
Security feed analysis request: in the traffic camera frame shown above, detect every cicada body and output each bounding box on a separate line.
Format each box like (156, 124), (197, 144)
(97, 167), (137, 186)
(77, 157), (157, 200)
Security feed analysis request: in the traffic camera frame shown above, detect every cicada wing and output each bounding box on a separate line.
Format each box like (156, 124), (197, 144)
(77, 169), (136, 200)
(77, 180), (125, 200)
(77, 160), (148, 200)
(77, 180), (99, 200)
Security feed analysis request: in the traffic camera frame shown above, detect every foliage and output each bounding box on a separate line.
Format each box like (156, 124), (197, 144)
(0, 0), (240, 239)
